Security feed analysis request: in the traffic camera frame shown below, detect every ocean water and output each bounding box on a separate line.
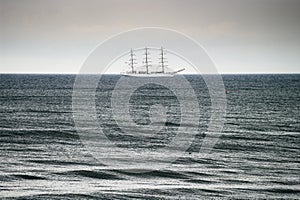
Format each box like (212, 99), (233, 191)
(0, 74), (299, 199)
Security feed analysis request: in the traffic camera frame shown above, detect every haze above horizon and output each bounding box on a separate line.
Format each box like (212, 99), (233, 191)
(1, 0), (300, 74)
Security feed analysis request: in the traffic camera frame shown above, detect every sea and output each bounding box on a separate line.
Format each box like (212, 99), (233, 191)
(0, 74), (299, 199)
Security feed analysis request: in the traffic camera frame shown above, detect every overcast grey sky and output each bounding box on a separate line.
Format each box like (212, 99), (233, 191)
(1, 0), (300, 73)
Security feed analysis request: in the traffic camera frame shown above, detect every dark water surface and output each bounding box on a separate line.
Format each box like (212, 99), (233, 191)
(0, 74), (299, 199)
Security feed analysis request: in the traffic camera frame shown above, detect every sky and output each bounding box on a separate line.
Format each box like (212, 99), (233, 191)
(1, 0), (300, 74)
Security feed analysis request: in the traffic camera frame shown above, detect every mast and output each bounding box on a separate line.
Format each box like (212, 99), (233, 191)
(130, 48), (134, 73)
(127, 48), (137, 74)
(159, 47), (167, 73)
(145, 47), (149, 74)
(144, 47), (150, 74)
(160, 47), (165, 73)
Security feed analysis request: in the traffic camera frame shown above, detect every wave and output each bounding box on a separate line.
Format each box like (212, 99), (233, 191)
(13, 174), (47, 180)
(56, 170), (122, 180)
(26, 159), (98, 166)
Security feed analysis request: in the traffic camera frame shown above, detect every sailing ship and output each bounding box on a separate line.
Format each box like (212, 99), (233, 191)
(121, 47), (185, 77)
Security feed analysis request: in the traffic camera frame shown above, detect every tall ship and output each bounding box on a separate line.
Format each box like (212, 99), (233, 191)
(121, 47), (185, 77)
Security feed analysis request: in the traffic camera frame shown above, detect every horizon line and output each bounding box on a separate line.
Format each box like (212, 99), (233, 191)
(1, 72), (300, 75)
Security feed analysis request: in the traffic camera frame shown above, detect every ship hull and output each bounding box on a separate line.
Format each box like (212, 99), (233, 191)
(121, 73), (174, 77)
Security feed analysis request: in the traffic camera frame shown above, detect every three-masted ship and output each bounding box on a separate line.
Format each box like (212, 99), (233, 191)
(121, 47), (185, 77)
